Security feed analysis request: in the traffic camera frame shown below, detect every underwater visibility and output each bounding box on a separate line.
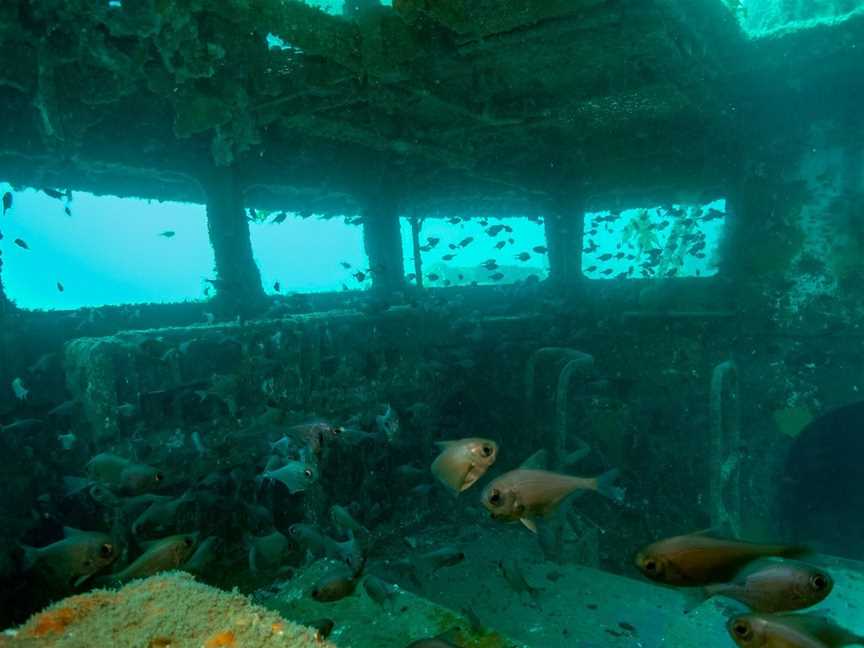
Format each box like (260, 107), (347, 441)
(2, 0), (864, 646)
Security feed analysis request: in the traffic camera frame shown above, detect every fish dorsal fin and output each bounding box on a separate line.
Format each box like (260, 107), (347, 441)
(521, 518), (538, 534)
(519, 449), (548, 470)
(435, 441), (457, 450)
(63, 526), (86, 538)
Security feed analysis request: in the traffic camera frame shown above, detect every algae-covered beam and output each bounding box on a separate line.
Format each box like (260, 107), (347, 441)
(200, 165), (266, 316)
(544, 194), (585, 287)
(362, 195), (404, 293)
(261, 0), (362, 72)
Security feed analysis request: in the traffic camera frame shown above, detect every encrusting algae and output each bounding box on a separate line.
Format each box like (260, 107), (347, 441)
(1, 572), (335, 648)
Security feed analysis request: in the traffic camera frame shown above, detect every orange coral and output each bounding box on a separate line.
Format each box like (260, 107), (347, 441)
(20, 592), (116, 639)
(204, 631), (236, 648)
(28, 607), (77, 637)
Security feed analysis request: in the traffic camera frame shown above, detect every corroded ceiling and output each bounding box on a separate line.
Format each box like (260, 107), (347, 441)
(0, 0), (860, 216)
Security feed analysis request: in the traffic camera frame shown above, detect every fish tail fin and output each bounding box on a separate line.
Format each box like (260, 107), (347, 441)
(19, 544), (39, 572)
(594, 468), (625, 504)
(353, 553), (368, 579)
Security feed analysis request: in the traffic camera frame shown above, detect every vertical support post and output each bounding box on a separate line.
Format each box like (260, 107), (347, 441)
(0, 248), (9, 318)
(199, 166), (266, 317)
(362, 195), (405, 293)
(410, 215), (424, 288)
(544, 194), (585, 288)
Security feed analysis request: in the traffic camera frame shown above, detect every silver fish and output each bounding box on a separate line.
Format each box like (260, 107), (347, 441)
(260, 460), (317, 493)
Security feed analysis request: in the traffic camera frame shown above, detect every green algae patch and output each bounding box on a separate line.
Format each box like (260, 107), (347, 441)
(4, 572), (331, 648)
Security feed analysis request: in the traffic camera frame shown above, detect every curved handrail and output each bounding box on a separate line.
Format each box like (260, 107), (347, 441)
(525, 347), (595, 469)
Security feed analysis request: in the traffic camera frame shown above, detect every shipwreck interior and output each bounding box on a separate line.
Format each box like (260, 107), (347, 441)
(1, 0), (864, 646)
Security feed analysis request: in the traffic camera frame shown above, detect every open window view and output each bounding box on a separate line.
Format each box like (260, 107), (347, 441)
(401, 216), (549, 287)
(0, 184), (214, 310)
(1, 2), (863, 648)
(582, 199), (727, 280)
(250, 213), (370, 294)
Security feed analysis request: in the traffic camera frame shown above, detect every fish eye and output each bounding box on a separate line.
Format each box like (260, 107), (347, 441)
(332, 426), (343, 435)
(811, 574), (829, 590)
(488, 489), (501, 506)
(155, 472), (164, 482)
(100, 543), (114, 558)
(481, 445), (492, 457)
(288, 525), (299, 537)
(304, 468), (314, 479)
(183, 537), (194, 547)
(643, 559), (657, 573)
(732, 622), (752, 640)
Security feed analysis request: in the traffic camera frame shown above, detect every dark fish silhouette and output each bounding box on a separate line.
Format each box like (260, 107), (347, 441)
(14, 238), (29, 250)
(2, 191), (12, 214)
(158, 231), (175, 238)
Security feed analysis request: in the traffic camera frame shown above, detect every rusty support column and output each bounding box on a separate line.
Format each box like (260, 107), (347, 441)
(199, 166), (266, 317)
(362, 196), (404, 293)
(544, 195), (585, 288)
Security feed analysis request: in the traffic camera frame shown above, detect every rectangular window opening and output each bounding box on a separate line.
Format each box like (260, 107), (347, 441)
(249, 210), (370, 294)
(401, 215), (549, 287)
(581, 198), (727, 280)
(0, 182), (214, 310)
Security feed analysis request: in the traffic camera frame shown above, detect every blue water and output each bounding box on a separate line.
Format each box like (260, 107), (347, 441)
(0, 182), (726, 309)
(0, 185), (371, 310)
